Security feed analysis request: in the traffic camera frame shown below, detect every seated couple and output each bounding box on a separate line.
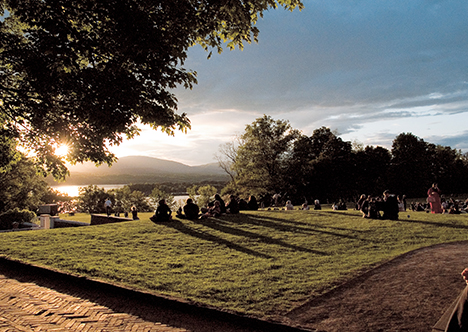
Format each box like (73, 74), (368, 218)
(151, 198), (202, 222)
(176, 198), (200, 220)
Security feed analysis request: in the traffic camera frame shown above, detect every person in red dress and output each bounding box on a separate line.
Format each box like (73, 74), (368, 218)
(427, 183), (443, 214)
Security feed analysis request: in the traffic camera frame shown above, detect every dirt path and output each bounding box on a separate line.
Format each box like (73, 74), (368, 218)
(286, 241), (468, 332)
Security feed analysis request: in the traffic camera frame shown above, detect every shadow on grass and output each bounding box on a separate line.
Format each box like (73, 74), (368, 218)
(159, 220), (274, 259)
(236, 213), (367, 242)
(396, 215), (468, 230)
(194, 218), (328, 256)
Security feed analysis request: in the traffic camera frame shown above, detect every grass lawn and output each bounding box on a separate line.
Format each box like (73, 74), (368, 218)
(0, 208), (467, 320)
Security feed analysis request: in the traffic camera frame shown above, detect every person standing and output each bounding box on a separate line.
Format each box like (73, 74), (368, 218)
(104, 198), (112, 216)
(131, 206), (139, 220)
(427, 183), (443, 214)
(382, 190), (399, 220)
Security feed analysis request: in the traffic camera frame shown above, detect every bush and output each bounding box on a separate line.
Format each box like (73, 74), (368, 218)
(0, 208), (36, 230)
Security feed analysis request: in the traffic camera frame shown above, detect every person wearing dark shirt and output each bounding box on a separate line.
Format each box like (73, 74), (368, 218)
(214, 194), (226, 214)
(238, 198), (249, 210)
(382, 190), (399, 220)
(247, 195), (258, 210)
(177, 198), (200, 220)
(131, 206), (139, 220)
(150, 199), (172, 222)
(226, 195), (240, 214)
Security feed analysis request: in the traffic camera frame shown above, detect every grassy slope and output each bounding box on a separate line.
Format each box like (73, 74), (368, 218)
(0, 209), (467, 320)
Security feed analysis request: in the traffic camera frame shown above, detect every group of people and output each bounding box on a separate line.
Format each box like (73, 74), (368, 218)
(149, 194), (259, 222)
(356, 190), (400, 220)
(103, 198), (139, 220)
(426, 183), (468, 214)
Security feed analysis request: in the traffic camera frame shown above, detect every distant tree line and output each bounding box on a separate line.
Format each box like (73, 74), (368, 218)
(218, 115), (468, 204)
(127, 181), (227, 196)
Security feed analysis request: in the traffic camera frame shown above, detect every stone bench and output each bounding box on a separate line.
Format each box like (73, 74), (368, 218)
(53, 219), (89, 228)
(90, 214), (133, 225)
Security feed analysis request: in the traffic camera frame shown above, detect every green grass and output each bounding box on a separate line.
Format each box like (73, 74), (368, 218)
(1, 209), (467, 320)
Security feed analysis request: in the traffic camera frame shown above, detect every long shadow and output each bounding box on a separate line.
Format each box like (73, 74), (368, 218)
(257, 212), (369, 233)
(396, 216), (468, 230)
(159, 220), (273, 259)
(237, 214), (366, 242)
(194, 218), (328, 256)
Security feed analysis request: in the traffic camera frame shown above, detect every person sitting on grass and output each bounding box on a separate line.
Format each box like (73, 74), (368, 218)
(176, 198), (200, 220)
(150, 199), (172, 222)
(214, 194), (226, 214)
(314, 199), (321, 210)
(285, 200), (294, 210)
(200, 200), (222, 219)
(247, 195), (258, 210)
(226, 195), (240, 214)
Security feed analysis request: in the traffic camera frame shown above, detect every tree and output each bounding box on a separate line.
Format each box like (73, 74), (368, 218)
(289, 127), (353, 202)
(0, 155), (51, 213)
(186, 184), (217, 208)
(233, 115), (300, 197)
(0, 134), (51, 213)
(77, 185), (109, 213)
(352, 146), (391, 197)
(110, 185), (151, 213)
(215, 137), (242, 183)
(197, 185), (217, 208)
(390, 133), (431, 197)
(149, 185), (175, 210)
(0, 0), (303, 178)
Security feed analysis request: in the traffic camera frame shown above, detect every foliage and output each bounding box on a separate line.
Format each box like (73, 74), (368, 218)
(0, 208), (36, 230)
(233, 115), (300, 197)
(187, 184), (217, 207)
(0, 209), (467, 319)
(0, 130), (21, 173)
(148, 185), (176, 211)
(109, 186), (151, 213)
(77, 184), (153, 213)
(128, 181), (227, 196)
(221, 118), (468, 204)
(0, 152), (50, 214)
(0, 0), (303, 178)
(77, 185), (109, 214)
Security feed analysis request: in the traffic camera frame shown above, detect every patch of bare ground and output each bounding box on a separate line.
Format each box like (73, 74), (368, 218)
(286, 241), (468, 332)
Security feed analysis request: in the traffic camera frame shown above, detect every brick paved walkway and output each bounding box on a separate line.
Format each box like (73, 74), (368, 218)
(0, 258), (311, 332)
(0, 272), (188, 332)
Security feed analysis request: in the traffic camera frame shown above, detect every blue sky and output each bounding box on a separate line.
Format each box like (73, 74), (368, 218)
(111, 0), (468, 166)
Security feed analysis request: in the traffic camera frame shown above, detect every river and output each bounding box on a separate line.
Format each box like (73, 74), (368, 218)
(51, 184), (127, 197)
(51, 184), (190, 203)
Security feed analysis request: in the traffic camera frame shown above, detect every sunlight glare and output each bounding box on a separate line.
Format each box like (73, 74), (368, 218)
(54, 144), (69, 157)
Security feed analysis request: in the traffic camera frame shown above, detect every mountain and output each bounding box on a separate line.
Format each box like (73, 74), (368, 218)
(47, 156), (229, 185)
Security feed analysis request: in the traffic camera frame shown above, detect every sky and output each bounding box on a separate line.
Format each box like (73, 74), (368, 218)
(110, 0), (468, 166)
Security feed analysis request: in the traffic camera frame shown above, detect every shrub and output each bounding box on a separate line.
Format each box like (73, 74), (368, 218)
(0, 208), (36, 230)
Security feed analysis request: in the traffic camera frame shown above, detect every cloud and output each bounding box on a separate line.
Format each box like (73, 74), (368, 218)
(114, 0), (468, 165)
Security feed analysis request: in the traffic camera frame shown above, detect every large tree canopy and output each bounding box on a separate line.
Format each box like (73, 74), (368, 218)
(0, 0), (303, 178)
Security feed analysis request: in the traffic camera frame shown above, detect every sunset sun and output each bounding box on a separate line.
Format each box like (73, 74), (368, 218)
(54, 144), (70, 157)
